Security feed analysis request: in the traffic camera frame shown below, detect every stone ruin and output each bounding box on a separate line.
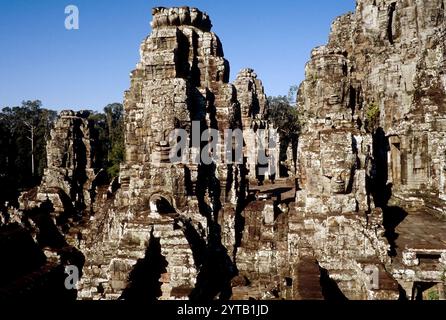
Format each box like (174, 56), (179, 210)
(74, 6), (281, 300)
(1, 2), (446, 300)
(0, 112), (91, 299)
(234, 68), (280, 185)
(293, 0), (446, 299)
(19, 110), (98, 217)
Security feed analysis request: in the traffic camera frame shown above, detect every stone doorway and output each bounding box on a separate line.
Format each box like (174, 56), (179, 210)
(149, 194), (176, 215)
(411, 282), (445, 300)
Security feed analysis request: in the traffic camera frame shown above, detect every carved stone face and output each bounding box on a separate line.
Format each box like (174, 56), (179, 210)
(320, 131), (355, 194)
(298, 130), (356, 195)
(168, 8), (179, 25)
(305, 51), (350, 122)
(190, 8), (199, 25)
(179, 7), (191, 25)
(149, 110), (163, 145)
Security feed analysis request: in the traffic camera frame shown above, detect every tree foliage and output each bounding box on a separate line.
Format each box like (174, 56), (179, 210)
(89, 103), (125, 178)
(267, 95), (301, 144)
(0, 100), (125, 205)
(104, 103), (125, 177)
(266, 90), (302, 175)
(0, 101), (57, 204)
(365, 102), (380, 133)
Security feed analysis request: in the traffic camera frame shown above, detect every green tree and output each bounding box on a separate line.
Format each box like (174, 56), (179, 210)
(0, 101), (125, 204)
(365, 101), (380, 133)
(104, 103), (125, 177)
(0, 101), (57, 204)
(89, 111), (108, 170)
(89, 103), (125, 178)
(266, 91), (302, 176)
(267, 96), (301, 141)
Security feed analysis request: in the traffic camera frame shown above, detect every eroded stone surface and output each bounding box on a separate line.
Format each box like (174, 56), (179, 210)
(293, 0), (446, 299)
(7, 2), (446, 301)
(75, 7), (277, 300)
(19, 110), (98, 219)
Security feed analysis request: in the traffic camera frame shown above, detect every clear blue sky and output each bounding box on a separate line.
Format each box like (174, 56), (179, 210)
(0, 0), (355, 111)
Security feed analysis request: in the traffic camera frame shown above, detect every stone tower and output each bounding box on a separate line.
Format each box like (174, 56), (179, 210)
(119, 7), (242, 213)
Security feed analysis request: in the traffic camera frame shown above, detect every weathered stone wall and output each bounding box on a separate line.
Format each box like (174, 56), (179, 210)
(9, 2), (446, 301)
(234, 68), (280, 184)
(19, 110), (97, 218)
(293, 0), (446, 299)
(78, 3), (416, 300)
(120, 7), (240, 211)
(294, 42), (396, 299)
(325, 0), (446, 207)
(77, 7), (246, 300)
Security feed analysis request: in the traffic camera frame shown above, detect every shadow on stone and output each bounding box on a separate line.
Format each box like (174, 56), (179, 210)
(383, 206), (408, 257)
(319, 267), (348, 301)
(190, 163), (238, 301)
(120, 230), (168, 301)
(371, 127), (409, 257)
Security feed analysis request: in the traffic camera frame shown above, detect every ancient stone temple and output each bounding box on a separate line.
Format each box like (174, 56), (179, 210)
(75, 7), (280, 300)
(292, 43), (396, 299)
(4, 2), (446, 301)
(120, 7), (238, 209)
(0, 112), (91, 300)
(234, 68), (280, 184)
(291, 0), (446, 299)
(19, 110), (98, 218)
